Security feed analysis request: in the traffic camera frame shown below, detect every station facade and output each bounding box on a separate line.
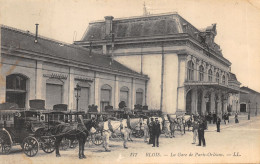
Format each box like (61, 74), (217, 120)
(75, 12), (242, 115)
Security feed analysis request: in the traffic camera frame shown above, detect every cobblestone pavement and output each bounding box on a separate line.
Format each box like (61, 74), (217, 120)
(1, 115), (260, 164)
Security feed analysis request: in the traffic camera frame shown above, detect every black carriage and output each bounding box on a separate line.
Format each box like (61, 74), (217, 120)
(0, 109), (56, 157)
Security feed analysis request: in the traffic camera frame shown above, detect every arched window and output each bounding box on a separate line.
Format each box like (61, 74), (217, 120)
(216, 72), (220, 83)
(199, 65), (204, 81)
(222, 75), (226, 84)
(208, 69), (213, 82)
(136, 88), (144, 105)
(6, 74), (28, 108)
(120, 86), (129, 107)
(100, 84), (112, 112)
(187, 61), (194, 81)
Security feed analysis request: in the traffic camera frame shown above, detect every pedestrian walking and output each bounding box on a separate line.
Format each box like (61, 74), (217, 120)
(169, 120), (176, 138)
(213, 112), (217, 124)
(152, 118), (161, 147)
(235, 112), (239, 123)
(197, 118), (206, 147)
(216, 116), (221, 132)
(191, 119), (199, 144)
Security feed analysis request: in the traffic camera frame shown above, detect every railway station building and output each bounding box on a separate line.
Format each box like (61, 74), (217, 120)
(74, 12), (242, 115)
(1, 12), (243, 115)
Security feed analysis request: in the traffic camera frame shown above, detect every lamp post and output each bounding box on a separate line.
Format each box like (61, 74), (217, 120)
(75, 84), (81, 112)
(235, 100), (238, 113)
(248, 100), (251, 120)
(255, 102), (258, 116)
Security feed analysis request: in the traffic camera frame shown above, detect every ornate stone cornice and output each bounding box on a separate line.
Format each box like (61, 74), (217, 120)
(43, 73), (68, 80)
(74, 76), (94, 82)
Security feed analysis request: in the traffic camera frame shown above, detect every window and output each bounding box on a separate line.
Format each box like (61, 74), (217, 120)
(208, 69), (213, 82)
(136, 88), (144, 105)
(6, 74), (27, 108)
(187, 61), (194, 80)
(199, 65), (204, 81)
(216, 72), (220, 83)
(46, 79), (63, 109)
(100, 84), (112, 112)
(222, 75), (226, 84)
(120, 86), (129, 107)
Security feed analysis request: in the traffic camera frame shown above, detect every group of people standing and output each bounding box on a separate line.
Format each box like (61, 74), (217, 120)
(145, 117), (161, 147)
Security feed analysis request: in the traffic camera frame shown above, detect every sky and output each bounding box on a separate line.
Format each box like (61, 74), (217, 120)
(0, 0), (260, 92)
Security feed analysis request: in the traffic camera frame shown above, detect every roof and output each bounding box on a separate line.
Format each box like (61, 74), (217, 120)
(79, 12), (224, 56)
(1, 25), (148, 79)
(240, 86), (260, 95)
(229, 72), (238, 81)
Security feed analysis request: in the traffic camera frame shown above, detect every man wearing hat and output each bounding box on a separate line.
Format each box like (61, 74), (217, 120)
(153, 117), (161, 147)
(148, 118), (154, 144)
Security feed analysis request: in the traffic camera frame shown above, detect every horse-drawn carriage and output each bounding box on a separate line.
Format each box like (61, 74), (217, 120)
(0, 107), (97, 158)
(0, 109), (56, 156)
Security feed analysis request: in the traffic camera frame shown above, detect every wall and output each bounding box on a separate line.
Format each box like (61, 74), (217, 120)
(115, 54), (162, 110)
(240, 91), (260, 115)
(163, 54), (178, 113)
(0, 53), (146, 111)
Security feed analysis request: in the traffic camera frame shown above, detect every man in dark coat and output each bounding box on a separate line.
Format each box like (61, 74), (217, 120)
(213, 112), (217, 124)
(148, 118), (154, 144)
(216, 116), (221, 132)
(197, 118), (206, 147)
(152, 118), (161, 147)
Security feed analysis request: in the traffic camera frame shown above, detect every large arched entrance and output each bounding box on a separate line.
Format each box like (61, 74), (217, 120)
(6, 74), (28, 108)
(215, 94), (219, 115)
(186, 90), (192, 114)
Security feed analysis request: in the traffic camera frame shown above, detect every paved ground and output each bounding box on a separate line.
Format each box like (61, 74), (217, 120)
(1, 115), (260, 164)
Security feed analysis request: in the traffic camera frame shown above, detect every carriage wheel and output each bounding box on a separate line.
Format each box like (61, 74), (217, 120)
(0, 130), (12, 154)
(41, 137), (55, 153)
(23, 137), (39, 157)
(60, 138), (69, 150)
(91, 133), (103, 146)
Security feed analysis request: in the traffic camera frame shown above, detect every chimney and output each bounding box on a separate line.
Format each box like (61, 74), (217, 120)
(35, 23), (39, 43)
(104, 16), (114, 36)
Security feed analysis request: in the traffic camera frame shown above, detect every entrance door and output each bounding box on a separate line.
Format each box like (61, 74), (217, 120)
(46, 84), (62, 109)
(240, 104), (246, 112)
(186, 90), (192, 114)
(197, 90), (202, 115)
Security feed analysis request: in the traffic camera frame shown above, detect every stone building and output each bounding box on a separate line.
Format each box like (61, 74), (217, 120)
(74, 12), (242, 115)
(0, 25), (148, 112)
(240, 86), (260, 116)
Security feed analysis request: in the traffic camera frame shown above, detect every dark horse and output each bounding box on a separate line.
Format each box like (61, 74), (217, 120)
(50, 117), (97, 159)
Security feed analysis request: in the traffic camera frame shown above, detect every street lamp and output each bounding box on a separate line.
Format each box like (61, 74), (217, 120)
(248, 100), (251, 120)
(75, 84), (81, 112)
(236, 100), (238, 113)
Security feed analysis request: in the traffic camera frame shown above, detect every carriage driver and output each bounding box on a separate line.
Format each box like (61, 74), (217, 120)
(103, 120), (111, 152)
(120, 119), (129, 149)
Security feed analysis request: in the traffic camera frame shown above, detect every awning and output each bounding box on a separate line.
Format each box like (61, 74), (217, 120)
(184, 81), (248, 94)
